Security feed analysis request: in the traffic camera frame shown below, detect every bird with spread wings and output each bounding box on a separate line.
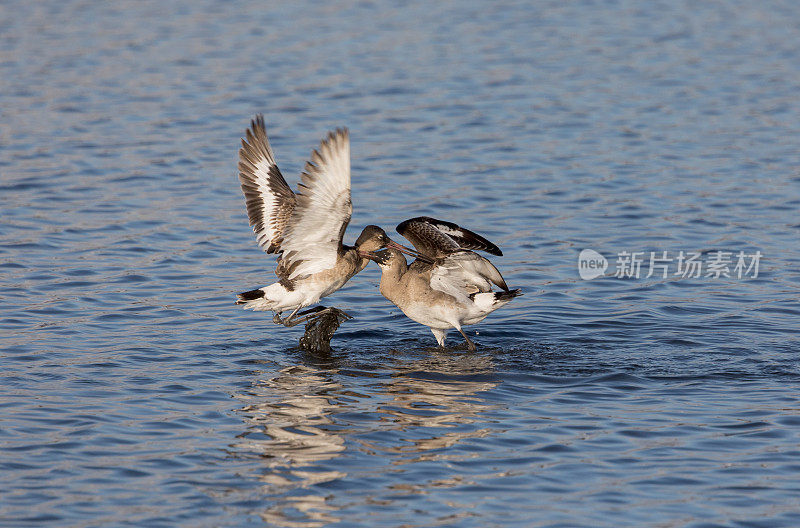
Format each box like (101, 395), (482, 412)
(362, 216), (521, 350)
(235, 115), (416, 327)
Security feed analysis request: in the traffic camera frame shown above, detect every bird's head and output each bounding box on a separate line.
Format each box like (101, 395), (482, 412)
(355, 225), (424, 260)
(361, 247), (405, 268)
(355, 225), (390, 253)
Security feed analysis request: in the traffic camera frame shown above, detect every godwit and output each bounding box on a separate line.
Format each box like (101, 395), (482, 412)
(364, 217), (521, 350)
(235, 115), (415, 326)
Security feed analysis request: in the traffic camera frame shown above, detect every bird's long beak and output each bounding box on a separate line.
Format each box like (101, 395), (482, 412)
(359, 249), (387, 263)
(386, 240), (433, 263)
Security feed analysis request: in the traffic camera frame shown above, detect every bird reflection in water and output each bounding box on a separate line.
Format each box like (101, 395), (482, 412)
(378, 351), (499, 457)
(231, 349), (500, 525)
(232, 359), (346, 527)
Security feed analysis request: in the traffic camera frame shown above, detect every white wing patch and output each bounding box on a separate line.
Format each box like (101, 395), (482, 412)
(430, 252), (505, 303)
(435, 225), (462, 238)
(279, 129), (352, 280)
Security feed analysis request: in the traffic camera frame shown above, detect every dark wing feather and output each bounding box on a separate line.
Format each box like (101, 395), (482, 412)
(396, 216), (503, 258)
(238, 115), (296, 254)
(396, 218), (461, 259)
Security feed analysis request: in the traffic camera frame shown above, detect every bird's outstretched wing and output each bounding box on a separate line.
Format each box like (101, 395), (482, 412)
(238, 115), (297, 255)
(396, 216), (503, 259)
(430, 252), (510, 303)
(279, 128), (352, 280)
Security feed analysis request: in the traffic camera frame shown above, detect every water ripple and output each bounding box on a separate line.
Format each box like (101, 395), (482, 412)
(2, 0), (800, 526)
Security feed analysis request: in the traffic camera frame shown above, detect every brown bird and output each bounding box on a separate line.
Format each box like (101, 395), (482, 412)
(363, 217), (521, 350)
(235, 115), (416, 326)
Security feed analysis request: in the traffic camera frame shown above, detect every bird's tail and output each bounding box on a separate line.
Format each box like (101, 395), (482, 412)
(470, 288), (521, 312)
(236, 288), (265, 304)
(236, 287), (275, 311)
(494, 288), (522, 302)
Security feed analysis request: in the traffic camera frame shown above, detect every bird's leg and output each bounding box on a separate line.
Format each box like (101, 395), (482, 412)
(456, 327), (477, 351)
(431, 328), (447, 348)
(300, 306), (352, 323)
(283, 306), (352, 327)
(281, 306), (310, 327)
(273, 305), (303, 327)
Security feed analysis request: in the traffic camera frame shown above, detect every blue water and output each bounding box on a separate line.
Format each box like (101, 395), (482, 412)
(2, 1), (800, 526)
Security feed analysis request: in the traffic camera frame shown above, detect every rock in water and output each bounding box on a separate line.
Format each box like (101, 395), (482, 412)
(299, 308), (352, 352)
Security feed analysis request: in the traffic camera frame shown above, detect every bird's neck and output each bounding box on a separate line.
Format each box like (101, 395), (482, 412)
(343, 246), (369, 273)
(379, 259), (407, 301)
